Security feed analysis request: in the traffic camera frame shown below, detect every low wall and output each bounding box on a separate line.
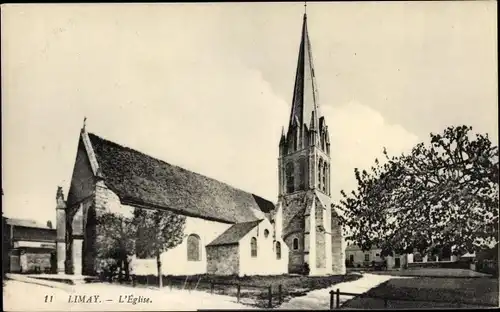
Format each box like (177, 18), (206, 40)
(407, 261), (469, 269)
(476, 260), (498, 277)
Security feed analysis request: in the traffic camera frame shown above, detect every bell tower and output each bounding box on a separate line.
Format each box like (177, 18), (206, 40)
(275, 10), (345, 275)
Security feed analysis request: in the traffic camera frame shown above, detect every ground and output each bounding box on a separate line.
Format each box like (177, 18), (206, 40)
(341, 273), (499, 309)
(5, 269), (497, 310)
(278, 272), (395, 310)
(136, 273), (362, 307)
(368, 267), (492, 278)
(3, 273), (361, 310)
(2, 279), (254, 311)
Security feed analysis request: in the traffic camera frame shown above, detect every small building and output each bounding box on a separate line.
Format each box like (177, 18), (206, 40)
(345, 244), (385, 268)
(206, 219), (286, 276)
(4, 218), (57, 273)
(345, 243), (462, 270)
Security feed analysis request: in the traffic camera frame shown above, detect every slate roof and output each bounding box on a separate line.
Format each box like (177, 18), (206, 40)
(87, 133), (275, 224)
(207, 220), (263, 247)
(6, 218), (53, 230)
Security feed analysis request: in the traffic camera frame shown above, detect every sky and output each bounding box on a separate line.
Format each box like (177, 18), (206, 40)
(1, 2), (497, 225)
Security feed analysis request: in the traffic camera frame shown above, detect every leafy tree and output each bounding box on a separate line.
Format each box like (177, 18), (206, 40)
(336, 125), (499, 262)
(133, 208), (186, 288)
(95, 211), (137, 279)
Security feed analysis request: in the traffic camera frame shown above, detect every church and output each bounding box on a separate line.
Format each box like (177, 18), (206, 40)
(55, 12), (346, 277)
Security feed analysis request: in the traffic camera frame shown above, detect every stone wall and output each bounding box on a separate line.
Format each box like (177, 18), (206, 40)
(315, 206), (326, 268)
(331, 215), (346, 274)
(285, 232), (304, 273)
(279, 149), (310, 196)
(281, 192), (306, 237)
(22, 249), (52, 273)
(207, 245), (239, 275)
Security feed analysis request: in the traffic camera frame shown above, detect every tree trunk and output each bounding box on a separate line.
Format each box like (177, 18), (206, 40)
(118, 259), (123, 284)
(400, 254), (408, 271)
(156, 252), (162, 288)
(124, 258), (130, 281)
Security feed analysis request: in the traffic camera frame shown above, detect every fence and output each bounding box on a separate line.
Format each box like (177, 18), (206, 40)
(208, 280), (283, 308)
(328, 289), (498, 309)
(129, 275), (283, 308)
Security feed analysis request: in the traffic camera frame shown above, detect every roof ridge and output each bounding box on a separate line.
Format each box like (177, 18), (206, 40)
(207, 219), (264, 247)
(238, 219), (264, 225)
(87, 132), (275, 205)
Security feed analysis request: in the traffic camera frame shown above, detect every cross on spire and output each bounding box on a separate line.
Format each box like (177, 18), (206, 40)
(304, 1), (307, 14)
(83, 116), (87, 130)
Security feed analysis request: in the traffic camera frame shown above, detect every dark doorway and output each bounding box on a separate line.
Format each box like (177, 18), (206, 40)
(50, 252), (57, 274)
(395, 257), (400, 268)
(83, 207), (97, 276)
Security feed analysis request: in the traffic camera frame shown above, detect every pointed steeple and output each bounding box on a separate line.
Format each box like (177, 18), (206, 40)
(288, 11), (320, 133)
(279, 126), (286, 145)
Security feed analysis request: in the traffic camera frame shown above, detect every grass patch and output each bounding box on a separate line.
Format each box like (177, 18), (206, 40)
(342, 277), (499, 309)
(131, 273), (361, 308)
(369, 268), (492, 278)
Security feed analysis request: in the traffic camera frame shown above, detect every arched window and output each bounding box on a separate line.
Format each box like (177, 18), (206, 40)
(251, 237), (257, 257)
(264, 229), (269, 238)
(326, 164), (330, 194)
(276, 242), (281, 260)
(286, 162), (295, 193)
(298, 158), (307, 190)
(293, 238), (299, 250)
(187, 234), (201, 261)
(322, 164), (327, 192)
(318, 159), (323, 189)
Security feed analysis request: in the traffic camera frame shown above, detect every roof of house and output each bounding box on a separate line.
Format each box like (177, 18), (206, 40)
(6, 218), (53, 230)
(207, 220), (263, 247)
(87, 133), (275, 224)
(345, 244), (382, 252)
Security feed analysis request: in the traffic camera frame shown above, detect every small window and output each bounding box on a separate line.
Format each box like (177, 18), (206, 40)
(251, 237), (257, 258)
(293, 238), (299, 250)
(187, 234), (201, 261)
(376, 253), (380, 257)
(349, 255), (354, 262)
(276, 242), (281, 260)
(365, 254), (370, 261)
(264, 229), (269, 238)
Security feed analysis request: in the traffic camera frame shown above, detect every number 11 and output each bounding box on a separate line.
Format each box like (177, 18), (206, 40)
(44, 295), (53, 303)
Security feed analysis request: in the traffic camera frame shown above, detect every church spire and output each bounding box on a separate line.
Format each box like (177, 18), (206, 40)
(288, 8), (320, 132)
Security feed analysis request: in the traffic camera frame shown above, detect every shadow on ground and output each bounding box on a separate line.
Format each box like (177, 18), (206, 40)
(341, 276), (499, 309)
